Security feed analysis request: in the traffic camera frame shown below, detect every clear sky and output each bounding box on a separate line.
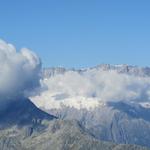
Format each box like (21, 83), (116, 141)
(0, 0), (150, 68)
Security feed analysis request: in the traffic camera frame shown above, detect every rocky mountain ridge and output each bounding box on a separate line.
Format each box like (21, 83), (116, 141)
(42, 64), (150, 78)
(0, 98), (148, 150)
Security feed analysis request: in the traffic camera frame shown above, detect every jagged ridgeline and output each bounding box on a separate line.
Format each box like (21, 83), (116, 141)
(30, 65), (150, 149)
(0, 98), (149, 150)
(42, 64), (150, 78)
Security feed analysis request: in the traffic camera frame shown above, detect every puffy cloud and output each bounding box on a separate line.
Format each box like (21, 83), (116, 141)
(0, 39), (41, 102)
(31, 69), (150, 109)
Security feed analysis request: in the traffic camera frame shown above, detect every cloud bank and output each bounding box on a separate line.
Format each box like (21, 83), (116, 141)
(1, 38), (148, 110)
(0, 39), (41, 102)
(31, 69), (150, 109)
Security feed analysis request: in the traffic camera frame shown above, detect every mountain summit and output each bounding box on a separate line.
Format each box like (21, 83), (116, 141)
(42, 64), (150, 78)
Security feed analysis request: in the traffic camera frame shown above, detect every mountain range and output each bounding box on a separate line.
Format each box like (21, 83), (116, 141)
(30, 64), (150, 149)
(1, 64), (150, 149)
(0, 98), (149, 150)
(42, 64), (150, 78)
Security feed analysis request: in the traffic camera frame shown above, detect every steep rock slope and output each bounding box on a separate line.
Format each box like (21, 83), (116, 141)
(31, 65), (150, 147)
(45, 101), (150, 148)
(0, 98), (148, 150)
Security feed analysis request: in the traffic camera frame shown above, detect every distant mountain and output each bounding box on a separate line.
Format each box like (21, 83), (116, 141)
(0, 98), (55, 128)
(0, 98), (148, 150)
(0, 119), (149, 150)
(29, 65), (150, 148)
(41, 101), (150, 148)
(42, 64), (150, 78)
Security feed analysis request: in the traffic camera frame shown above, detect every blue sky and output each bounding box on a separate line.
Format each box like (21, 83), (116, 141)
(0, 0), (150, 68)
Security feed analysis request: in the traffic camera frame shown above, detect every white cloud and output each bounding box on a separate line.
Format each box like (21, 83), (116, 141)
(0, 39), (41, 102)
(3, 39), (150, 110)
(31, 69), (150, 109)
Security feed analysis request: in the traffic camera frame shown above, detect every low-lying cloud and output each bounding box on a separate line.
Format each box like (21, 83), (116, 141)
(0, 39), (41, 102)
(1, 38), (149, 110)
(31, 69), (150, 109)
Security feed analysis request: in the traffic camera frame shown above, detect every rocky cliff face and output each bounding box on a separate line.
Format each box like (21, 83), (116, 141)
(44, 101), (150, 148)
(0, 98), (148, 150)
(0, 120), (149, 150)
(25, 64), (150, 147)
(32, 65), (150, 148)
(42, 64), (150, 78)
